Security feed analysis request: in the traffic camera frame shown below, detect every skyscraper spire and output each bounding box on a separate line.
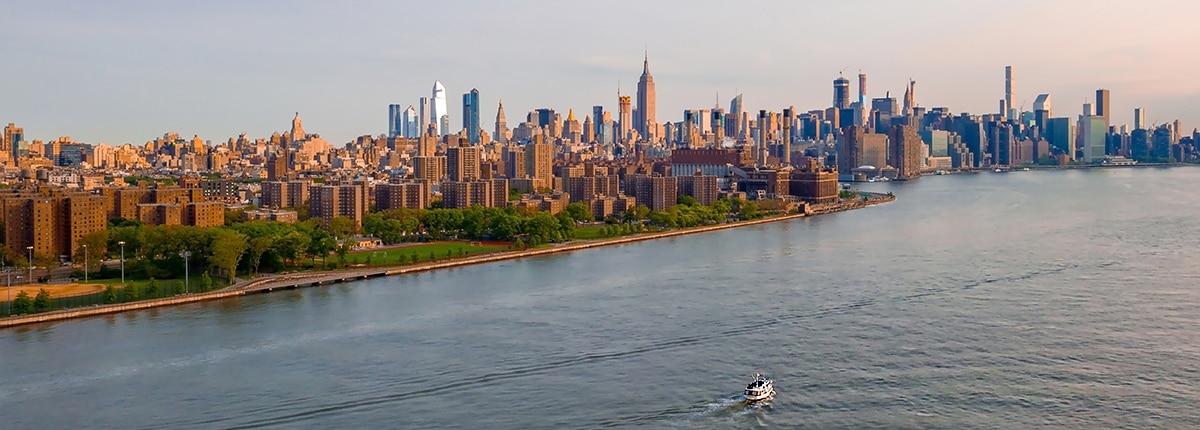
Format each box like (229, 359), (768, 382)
(636, 52), (656, 140)
(643, 50), (649, 75)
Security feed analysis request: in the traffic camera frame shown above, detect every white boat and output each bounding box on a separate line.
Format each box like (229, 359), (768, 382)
(744, 373), (775, 402)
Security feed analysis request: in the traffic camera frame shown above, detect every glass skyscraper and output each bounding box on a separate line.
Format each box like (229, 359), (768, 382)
(462, 89), (480, 144)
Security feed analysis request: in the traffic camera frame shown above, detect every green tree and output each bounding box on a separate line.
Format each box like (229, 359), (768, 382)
(564, 202), (594, 222)
(124, 283), (141, 302)
(247, 236), (274, 275)
(12, 290), (32, 314)
(210, 229), (249, 284)
(145, 278), (160, 298)
(74, 230), (108, 270)
(33, 288), (53, 312)
(410, 253), (418, 264)
(329, 216), (357, 239)
(103, 286), (117, 304)
(335, 241), (352, 268)
(199, 272), (213, 292)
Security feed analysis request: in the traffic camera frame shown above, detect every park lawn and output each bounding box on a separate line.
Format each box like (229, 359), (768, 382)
(2, 283), (106, 299)
(343, 241), (510, 265)
(574, 225), (608, 240)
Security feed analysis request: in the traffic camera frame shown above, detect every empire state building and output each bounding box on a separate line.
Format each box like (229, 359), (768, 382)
(635, 53), (656, 139)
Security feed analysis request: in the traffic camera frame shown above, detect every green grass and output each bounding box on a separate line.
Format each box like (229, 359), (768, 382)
(573, 225), (609, 240)
(341, 241), (510, 265)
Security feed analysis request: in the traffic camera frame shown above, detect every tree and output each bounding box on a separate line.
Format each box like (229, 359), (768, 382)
(124, 283), (141, 302)
(33, 288), (52, 312)
(210, 229), (249, 284)
(198, 272), (213, 292)
(564, 202), (594, 222)
(247, 236), (274, 275)
(335, 241), (352, 267)
(12, 290), (32, 314)
(103, 286), (117, 304)
(329, 216), (357, 239)
(74, 230), (108, 269)
(145, 278), (160, 298)
(273, 231), (311, 266)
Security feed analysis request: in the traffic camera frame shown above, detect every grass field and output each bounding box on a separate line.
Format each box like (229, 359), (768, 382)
(342, 241), (510, 265)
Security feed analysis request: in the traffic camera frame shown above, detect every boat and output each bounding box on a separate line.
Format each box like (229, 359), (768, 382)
(744, 373), (775, 402)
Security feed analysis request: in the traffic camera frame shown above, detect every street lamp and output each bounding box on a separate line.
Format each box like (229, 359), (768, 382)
(26, 246), (33, 285)
(180, 250), (191, 294)
(118, 241), (126, 284)
(82, 244), (88, 283)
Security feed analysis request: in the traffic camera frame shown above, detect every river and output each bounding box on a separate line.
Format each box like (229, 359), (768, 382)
(3, 167), (1200, 429)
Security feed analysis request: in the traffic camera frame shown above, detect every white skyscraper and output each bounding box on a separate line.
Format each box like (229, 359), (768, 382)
(432, 81), (448, 136)
(402, 105), (419, 138)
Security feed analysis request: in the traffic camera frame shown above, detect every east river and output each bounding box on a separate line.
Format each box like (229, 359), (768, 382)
(3, 167), (1200, 429)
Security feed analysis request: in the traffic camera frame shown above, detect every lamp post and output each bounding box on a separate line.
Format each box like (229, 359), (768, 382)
(118, 241), (126, 284)
(82, 244), (88, 283)
(26, 246), (33, 285)
(180, 250), (191, 294)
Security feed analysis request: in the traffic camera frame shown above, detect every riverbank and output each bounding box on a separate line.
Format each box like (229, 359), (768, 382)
(0, 194), (894, 328)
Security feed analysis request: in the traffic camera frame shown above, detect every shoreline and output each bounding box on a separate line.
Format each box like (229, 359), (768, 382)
(0, 195), (894, 329)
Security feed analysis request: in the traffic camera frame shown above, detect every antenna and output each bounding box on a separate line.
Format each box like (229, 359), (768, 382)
(839, 66), (849, 75)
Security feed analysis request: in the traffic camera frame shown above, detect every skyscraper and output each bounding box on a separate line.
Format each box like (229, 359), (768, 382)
(1095, 89), (1111, 127)
(858, 73), (868, 106)
(290, 113), (305, 142)
(431, 81), (447, 136)
(833, 76), (851, 110)
(1004, 66), (1014, 117)
(729, 94), (743, 137)
(618, 95), (632, 144)
(1134, 107), (1146, 130)
(636, 52), (657, 139)
(592, 105), (605, 140)
(3, 123), (24, 158)
(462, 88), (480, 144)
(388, 104), (404, 138)
(495, 100), (509, 144)
(402, 105), (419, 138)
(419, 97), (430, 136)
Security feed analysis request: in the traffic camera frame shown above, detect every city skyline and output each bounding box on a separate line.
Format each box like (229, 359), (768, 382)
(4, 1), (1200, 145)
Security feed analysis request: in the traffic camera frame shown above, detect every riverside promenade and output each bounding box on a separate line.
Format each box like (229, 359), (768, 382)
(0, 194), (893, 329)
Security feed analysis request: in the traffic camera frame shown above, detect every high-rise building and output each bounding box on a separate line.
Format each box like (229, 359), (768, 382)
(1134, 107), (1146, 130)
(402, 105), (419, 138)
(3, 123), (24, 158)
(310, 184), (365, 227)
(495, 100), (509, 144)
(1004, 65), (1014, 117)
(1095, 89), (1111, 127)
(388, 104), (404, 138)
(1046, 117), (1075, 161)
(462, 88), (480, 144)
(636, 52), (657, 139)
(624, 174), (677, 212)
(524, 136), (553, 190)
(618, 95), (632, 144)
(858, 73), (868, 106)
(418, 97), (430, 136)
(290, 113), (305, 143)
(431, 81), (447, 136)
(833, 76), (851, 110)
(1079, 115), (1107, 163)
(446, 143), (481, 182)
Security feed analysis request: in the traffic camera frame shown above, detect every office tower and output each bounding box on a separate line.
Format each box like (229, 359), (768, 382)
(858, 73), (868, 106)
(3, 123), (24, 157)
(888, 124), (924, 180)
(1134, 107), (1146, 130)
(1095, 89), (1111, 126)
(582, 115), (594, 143)
(402, 105), (419, 138)
(833, 76), (851, 110)
(903, 80), (916, 118)
(388, 104), (404, 138)
(712, 109), (725, 143)
(495, 100), (509, 144)
(289, 113), (305, 143)
(418, 97), (430, 136)
(462, 88), (480, 144)
(431, 81), (447, 136)
(729, 94), (743, 137)
(1033, 94), (1052, 135)
(1082, 102), (1092, 116)
(563, 109), (583, 142)
(636, 52), (656, 138)
(1079, 115), (1107, 163)
(1046, 117), (1075, 161)
(618, 95), (632, 144)
(1004, 66), (1014, 117)
(592, 106), (605, 140)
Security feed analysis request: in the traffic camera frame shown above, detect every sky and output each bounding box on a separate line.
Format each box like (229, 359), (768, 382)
(3, 0), (1200, 146)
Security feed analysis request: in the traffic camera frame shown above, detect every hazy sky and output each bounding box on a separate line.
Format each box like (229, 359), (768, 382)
(4, 0), (1199, 145)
